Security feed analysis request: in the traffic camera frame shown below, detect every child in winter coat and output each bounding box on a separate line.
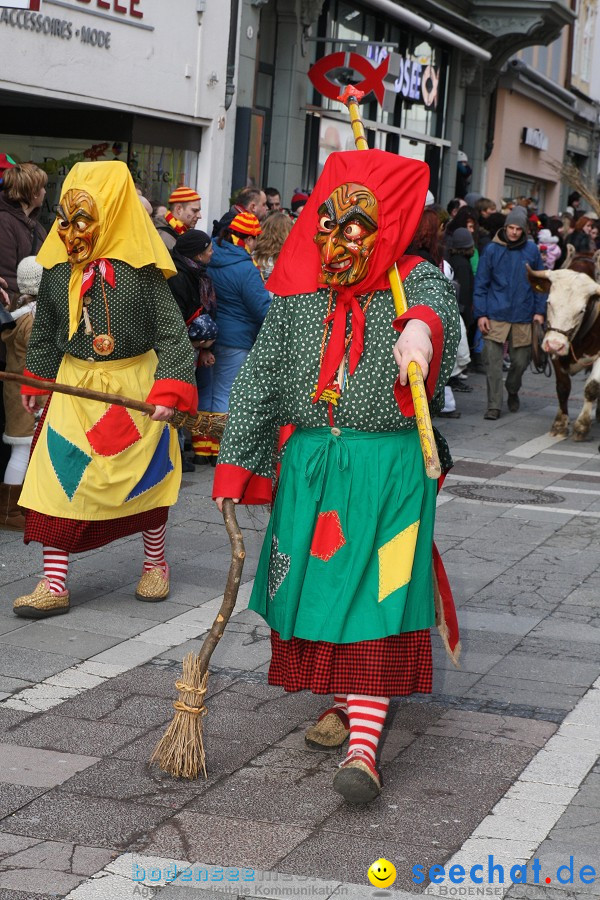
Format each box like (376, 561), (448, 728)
(0, 256), (42, 530)
(537, 229), (562, 270)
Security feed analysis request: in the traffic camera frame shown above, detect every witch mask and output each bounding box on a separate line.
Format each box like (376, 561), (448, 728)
(314, 182), (378, 286)
(57, 189), (100, 266)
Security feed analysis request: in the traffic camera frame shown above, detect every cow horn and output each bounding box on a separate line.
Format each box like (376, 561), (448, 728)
(593, 249), (600, 283)
(561, 244), (575, 269)
(526, 263), (551, 279)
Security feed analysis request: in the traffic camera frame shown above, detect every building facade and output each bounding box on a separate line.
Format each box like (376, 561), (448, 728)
(232, 0), (578, 209)
(1, 0), (592, 225)
(0, 0), (233, 227)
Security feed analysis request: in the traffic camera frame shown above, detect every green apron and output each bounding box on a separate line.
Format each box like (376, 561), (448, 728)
(249, 426), (436, 644)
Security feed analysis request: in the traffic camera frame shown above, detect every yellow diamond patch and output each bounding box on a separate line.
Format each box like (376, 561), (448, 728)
(378, 520), (420, 603)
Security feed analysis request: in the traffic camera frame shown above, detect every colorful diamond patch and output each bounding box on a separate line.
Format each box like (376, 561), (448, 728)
(268, 535), (291, 600)
(310, 510), (346, 561)
(47, 425), (92, 501)
(86, 404), (141, 457)
(126, 426), (174, 501)
(378, 519), (420, 603)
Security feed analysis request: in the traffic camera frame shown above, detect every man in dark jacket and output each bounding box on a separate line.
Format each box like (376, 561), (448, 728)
(473, 206), (546, 419)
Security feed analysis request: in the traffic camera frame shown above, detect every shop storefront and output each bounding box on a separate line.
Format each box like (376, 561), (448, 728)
(0, 0), (232, 223)
(303, 0), (450, 195)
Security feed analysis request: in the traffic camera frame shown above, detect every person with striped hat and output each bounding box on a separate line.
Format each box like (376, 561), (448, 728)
(205, 210), (270, 423)
(155, 186), (202, 251)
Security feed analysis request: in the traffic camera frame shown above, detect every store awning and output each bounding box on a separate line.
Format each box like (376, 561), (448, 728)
(358, 0), (492, 62)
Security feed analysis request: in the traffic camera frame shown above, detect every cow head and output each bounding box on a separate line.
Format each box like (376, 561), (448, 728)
(527, 265), (600, 356)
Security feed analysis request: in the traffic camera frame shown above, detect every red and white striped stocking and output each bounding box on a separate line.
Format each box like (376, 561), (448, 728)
(345, 694), (390, 767)
(43, 546), (69, 594)
(332, 694), (347, 713)
(142, 524), (167, 572)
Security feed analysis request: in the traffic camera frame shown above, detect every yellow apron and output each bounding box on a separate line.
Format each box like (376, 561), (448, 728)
(20, 351), (182, 520)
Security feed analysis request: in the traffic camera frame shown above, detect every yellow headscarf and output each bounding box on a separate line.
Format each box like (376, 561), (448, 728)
(37, 160), (176, 339)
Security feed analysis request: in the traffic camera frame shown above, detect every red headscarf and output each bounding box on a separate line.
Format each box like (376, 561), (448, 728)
(266, 149), (429, 401)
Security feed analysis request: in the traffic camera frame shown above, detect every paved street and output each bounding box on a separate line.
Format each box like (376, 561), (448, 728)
(0, 365), (599, 900)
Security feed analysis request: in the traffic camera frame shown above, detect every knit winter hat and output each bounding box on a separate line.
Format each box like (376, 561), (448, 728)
(505, 206), (528, 229)
(16, 256), (43, 297)
(464, 191), (483, 207)
(291, 192), (309, 213)
(188, 313), (218, 343)
(168, 186), (201, 205)
(229, 211), (261, 236)
(175, 229), (211, 257)
(537, 228), (558, 245)
(450, 227), (474, 250)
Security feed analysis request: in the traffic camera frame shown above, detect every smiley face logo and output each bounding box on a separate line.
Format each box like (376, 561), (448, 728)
(367, 858), (397, 889)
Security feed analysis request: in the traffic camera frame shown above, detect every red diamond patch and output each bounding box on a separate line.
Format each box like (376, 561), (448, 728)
(310, 510), (346, 561)
(86, 404), (141, 457)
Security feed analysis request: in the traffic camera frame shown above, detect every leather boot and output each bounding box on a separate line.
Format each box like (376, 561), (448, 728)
(0, 483), (26, 531)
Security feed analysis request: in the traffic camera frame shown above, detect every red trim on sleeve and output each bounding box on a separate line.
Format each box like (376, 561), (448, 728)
(146, 378), (198, 414)
(392, 305), (444, 416)
(20, 369), (54, 396)
(212, 463), (272, 506)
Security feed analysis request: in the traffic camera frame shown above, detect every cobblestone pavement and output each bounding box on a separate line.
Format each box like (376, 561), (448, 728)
(0, 367), (598, 899)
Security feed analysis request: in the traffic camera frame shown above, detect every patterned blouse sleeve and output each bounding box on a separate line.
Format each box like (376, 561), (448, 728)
(142, 266), (198, 413)
(213, 294), (286, 503)
(392, 261), (461, 415)
(23, 269), (63, 390)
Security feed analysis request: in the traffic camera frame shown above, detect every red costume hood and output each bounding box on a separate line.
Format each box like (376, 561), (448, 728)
(266, 149), (430, 297)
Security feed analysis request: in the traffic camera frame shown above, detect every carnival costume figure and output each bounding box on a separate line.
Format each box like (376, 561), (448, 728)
(213, 150), (460, 803)
(13, 161), (197, 618)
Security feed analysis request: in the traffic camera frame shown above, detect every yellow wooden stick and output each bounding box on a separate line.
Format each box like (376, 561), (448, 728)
(340, 88), (441, 479)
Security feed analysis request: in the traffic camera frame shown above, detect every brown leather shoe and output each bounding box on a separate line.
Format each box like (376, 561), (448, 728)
(305, 708), (350, 749)
(484, 409), (500, 420)
(135, 564), (170, 602)
(333, 751), (382, 804)
(13, 579), (70, 619)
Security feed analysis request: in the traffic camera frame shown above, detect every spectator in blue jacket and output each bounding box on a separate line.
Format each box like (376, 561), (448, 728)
(207, 211), (271, 415)
(473, 206), (546, 420)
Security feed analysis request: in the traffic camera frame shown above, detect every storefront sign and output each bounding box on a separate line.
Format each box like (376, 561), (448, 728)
(309, 52), (389, 105)
(521, 127), (549, 151)
(0, 7), (112, 44)
(0, 1), (40, 8)
(69, 0), (143, 20)
(308, 48), (441, 111)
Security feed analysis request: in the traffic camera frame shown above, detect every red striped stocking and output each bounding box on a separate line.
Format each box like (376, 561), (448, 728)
(345, 694), (390, 767)
(142, 524), (167, 572)
(43, 546), (69, 594)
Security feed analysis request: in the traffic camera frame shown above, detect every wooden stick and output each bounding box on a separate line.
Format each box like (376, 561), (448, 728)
(338, 86), (441, 480)
(197, 499), (246, 672)
(0, 370), (228, 441)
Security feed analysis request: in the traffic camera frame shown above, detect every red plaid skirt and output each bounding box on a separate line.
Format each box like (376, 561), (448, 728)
(22, 397), (168, 553)
(269, 629), (432, 697)
(24, 507), (168, 553)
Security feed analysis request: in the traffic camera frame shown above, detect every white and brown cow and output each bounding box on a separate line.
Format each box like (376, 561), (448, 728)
(528, 255), (600, 440)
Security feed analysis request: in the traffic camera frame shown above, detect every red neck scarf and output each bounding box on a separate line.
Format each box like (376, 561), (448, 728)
(265, 150), (430, 398)
(80, 258), (116, 298)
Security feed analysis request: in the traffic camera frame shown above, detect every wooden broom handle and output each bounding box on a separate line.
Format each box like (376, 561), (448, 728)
(339, 87), (441, 480)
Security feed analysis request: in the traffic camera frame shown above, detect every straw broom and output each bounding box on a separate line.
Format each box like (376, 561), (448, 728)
(150, 499), (245, 779)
